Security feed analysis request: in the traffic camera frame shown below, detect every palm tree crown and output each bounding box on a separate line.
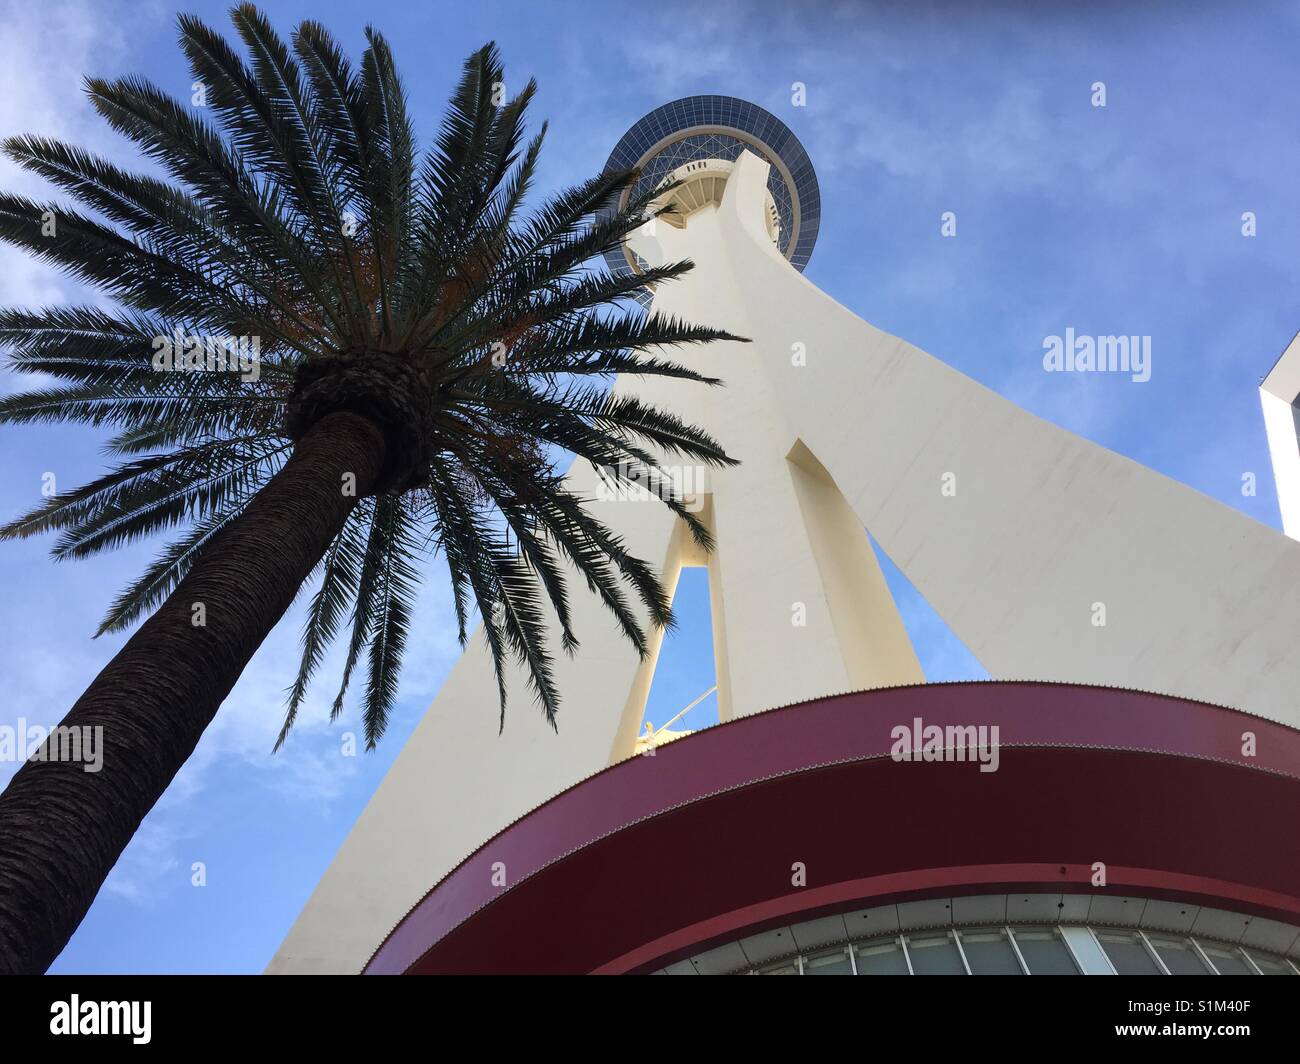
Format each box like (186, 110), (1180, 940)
(0, 7), (741, 748)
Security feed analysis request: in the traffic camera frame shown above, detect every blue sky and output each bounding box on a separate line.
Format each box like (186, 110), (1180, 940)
(1, 0), (1298, 973)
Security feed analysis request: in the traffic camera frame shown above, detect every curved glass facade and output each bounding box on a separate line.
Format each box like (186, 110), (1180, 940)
(652, 895), (1300, 975)
(737, 926), (1300, 976)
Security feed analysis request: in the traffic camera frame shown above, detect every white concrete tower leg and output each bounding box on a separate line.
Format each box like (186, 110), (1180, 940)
(700, 440), (925, 721)
(628, 182), (924, 720)
(711, 149), (1300, 729)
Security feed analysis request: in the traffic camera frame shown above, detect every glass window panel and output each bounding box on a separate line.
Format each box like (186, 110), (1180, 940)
(759, 962), (800, 976)
(1012, 929), (1080, 975)
(1148, 936), (1211, 974)
(854, 940), (910, 975)
(906, 934), (966, 975)
(1097, 932), (1163, 975)
(804, 948), (853, 976)
(1244, 949), (1295, 975)
(960, 931), (1023, 974)
(1198, 944), (1254, 975)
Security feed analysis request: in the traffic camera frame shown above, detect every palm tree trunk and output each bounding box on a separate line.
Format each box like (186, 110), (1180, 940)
(0, 411), (385, 974)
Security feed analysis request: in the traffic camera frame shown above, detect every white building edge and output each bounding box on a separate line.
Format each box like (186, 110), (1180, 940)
(269, 120), (1300, 975)
(1261, 332), (1300, 539)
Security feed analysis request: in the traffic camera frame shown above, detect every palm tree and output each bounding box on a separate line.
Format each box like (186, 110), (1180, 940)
(0, 6), (741, 974)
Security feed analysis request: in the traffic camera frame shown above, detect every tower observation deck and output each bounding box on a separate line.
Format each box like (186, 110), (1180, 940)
(600, 95), (821, 297)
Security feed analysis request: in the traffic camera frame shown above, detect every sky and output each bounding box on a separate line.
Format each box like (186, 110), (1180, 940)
(0, 0), (1298, 973)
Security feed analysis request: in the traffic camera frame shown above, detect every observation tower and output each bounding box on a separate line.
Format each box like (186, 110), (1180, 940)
(271, 97), (1300, 976)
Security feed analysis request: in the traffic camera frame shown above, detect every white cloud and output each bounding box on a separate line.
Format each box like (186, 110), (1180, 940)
(0, 0), (161, 306)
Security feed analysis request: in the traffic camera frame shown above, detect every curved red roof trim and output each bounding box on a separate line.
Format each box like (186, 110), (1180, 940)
(363, 682), (1300, 974)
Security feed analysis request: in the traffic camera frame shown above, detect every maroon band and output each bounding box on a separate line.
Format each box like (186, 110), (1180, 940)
(364, 682), (1300, 975)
